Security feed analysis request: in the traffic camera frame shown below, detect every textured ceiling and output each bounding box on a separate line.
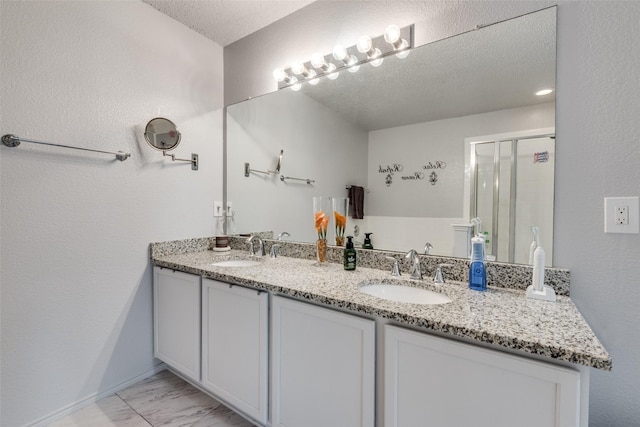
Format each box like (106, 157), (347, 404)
(299, 7), (556, 131)
(141, 0), (316, 46)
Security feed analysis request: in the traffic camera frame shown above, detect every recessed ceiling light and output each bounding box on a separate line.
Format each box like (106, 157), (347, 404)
(536, 89), (554, 96)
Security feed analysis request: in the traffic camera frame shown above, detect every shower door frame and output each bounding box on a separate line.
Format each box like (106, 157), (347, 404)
(468, 128), (555, 264)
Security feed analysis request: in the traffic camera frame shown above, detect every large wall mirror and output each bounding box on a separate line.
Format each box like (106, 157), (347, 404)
(226, 6), (556, 266)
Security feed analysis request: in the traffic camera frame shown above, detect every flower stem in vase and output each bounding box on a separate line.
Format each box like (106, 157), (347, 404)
(332, 197), (349, 248)
(316, 238), (328, 263)
(313, 196), (331, 264)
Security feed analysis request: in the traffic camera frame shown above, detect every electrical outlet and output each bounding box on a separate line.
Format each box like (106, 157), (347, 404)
(213, 201), (223, 217)
(616, 206), (629, 225)
(604, 197), (639, 233)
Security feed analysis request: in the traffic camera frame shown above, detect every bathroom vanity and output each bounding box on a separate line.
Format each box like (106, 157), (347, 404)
(150, 237), (610, 427)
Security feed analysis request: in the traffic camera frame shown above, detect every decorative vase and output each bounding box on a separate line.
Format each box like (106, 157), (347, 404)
(313, 196), (331, 264)
(332, 197), (349, 246)
(316, 238), (328, 263)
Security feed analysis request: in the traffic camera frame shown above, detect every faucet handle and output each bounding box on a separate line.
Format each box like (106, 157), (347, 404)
(270, 244), (281, 258)
(385, 256), (401, 276)
(434, 263), (453, 284)
(424, 242), (433, 255)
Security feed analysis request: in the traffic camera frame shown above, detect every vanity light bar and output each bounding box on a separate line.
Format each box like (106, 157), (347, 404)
(274, 24), (414, 91)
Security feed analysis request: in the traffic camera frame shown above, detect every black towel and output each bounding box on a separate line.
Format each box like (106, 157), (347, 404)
(349, 186), (364, 219)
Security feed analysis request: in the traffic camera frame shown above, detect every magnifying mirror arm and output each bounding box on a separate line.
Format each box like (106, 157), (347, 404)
(163, 151), (199, 171)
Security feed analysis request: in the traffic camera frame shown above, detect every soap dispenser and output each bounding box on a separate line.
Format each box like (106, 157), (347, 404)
(468, 233), (487, 291)
(362, 233), (374, 249)
(344, 236), (357, 270)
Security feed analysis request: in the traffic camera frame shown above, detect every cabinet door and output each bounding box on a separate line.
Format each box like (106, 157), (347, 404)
(153, 266), (201, 381)
(201, 279), (268, 425)
(385, 325), (581, 427)
(271, 296), (375, 427)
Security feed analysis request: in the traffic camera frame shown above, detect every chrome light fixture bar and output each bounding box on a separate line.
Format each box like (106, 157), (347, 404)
(274, 24), (414, 91)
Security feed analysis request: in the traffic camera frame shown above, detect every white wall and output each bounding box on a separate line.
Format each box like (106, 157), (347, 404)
(227, 90), (368, 243)
(0, 2), (223, 426)
(224, 1), (640, 424)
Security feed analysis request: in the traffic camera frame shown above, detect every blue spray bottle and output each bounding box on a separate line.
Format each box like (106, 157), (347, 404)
(469, 233), (487, 291)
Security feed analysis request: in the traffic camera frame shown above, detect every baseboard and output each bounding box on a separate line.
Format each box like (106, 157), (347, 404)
(26, 363), (167, 427)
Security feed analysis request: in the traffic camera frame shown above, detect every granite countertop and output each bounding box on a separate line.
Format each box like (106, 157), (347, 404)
(151, 248), (611, 371)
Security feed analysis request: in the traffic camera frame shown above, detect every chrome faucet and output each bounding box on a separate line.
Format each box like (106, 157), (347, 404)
(247, 235), (265, 256)
(424, 242), (433, 255)
(405, 249), (423, 280)
(277, 231), (291, 241)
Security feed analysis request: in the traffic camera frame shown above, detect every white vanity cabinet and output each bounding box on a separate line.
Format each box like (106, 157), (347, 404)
(384, 325), (584, 427)
(271, 296), (376, 427)
(201, 279), (269, 425)
(153, 266), (201, 382)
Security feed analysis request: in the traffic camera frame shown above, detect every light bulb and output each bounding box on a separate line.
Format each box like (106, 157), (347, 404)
(395, 39), (410, 59)
(291, 62), (306, 75)
(370, 48), (384, 67)
(310, 53), (325, 69)
(308, 70), (319, 85)
(356, 35), (372, 54)
(347, 55), (360, 73)
(384, 25), (401, 44)
(332, 44), (348, 61)
(290, 76), (301, 91)
(326, 63), (339, 80)
(273, 68), (286, 82)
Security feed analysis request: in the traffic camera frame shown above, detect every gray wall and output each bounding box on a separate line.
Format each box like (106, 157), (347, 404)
(555, 2), (640, 425)
(227, 90), (368, 242)
(224, 1), (640, 424)
(1, 2), (224, 425)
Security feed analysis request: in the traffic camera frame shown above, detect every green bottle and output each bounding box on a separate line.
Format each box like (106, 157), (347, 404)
(362, 232), (374, 249)
(344, 236), (357, 271)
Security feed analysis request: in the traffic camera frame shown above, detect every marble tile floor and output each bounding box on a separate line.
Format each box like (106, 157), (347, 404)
(48, 370), (256, 427)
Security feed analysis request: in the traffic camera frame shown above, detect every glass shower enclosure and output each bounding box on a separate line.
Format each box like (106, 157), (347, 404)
(470, 132), (555, 266)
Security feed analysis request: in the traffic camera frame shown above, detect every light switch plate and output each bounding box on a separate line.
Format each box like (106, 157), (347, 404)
(604, 197), (639, 233)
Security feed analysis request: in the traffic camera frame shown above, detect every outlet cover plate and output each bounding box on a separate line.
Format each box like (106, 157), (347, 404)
(604, 197), (639, 234)
(214, 201), (223, 217)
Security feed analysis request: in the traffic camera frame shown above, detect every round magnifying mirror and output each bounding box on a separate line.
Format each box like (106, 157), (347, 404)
(144, 117), (181, 151)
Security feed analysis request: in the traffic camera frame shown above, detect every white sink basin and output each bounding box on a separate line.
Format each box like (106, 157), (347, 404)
(360, 283), (452, 305)
(211, 259), (262, 268)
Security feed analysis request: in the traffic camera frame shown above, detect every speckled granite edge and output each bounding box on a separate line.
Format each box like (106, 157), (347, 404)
(151, 235), (570, 295)
(150, 250), (610, 371)
(149, 236), (214, 258)
(225, 235), (571, 296)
